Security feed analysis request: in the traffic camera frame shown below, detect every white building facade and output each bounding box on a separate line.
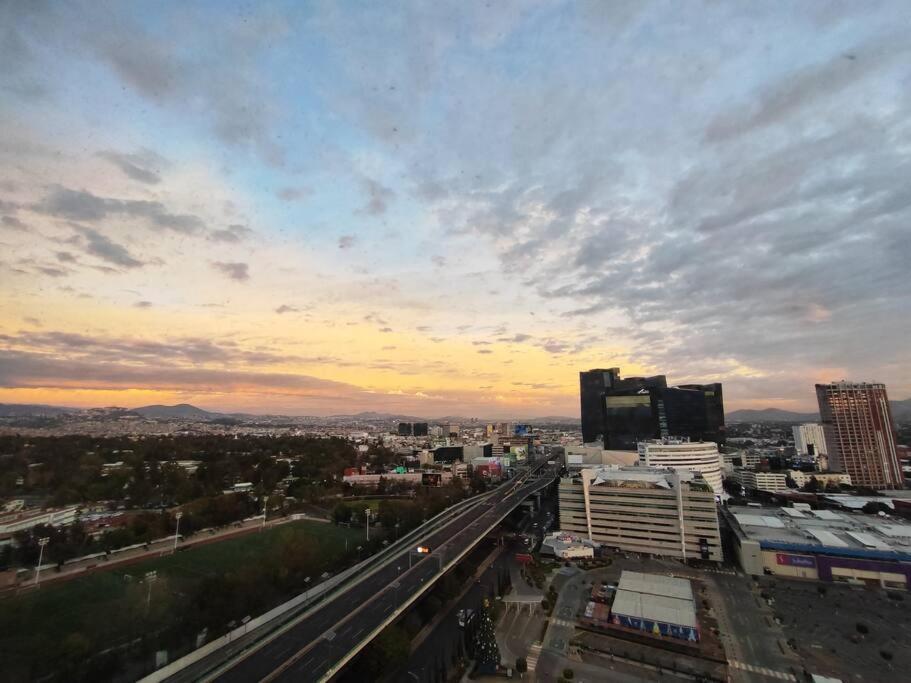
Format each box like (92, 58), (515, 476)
(558, 466), (722, 562)
(636, 438), (724, 496)
(792, 423), (828, 458)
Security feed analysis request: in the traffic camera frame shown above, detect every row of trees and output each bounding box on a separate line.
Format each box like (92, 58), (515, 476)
(2, 492), (262, 570)
(0, 434), (359, 506)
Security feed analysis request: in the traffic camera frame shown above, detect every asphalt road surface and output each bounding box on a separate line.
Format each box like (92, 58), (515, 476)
(207, 471), (554, 683)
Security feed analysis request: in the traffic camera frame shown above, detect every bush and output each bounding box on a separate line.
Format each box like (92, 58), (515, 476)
(563, 668), (574, 679)
(856, 623), (869, 635)
(880, 650), (893, 662)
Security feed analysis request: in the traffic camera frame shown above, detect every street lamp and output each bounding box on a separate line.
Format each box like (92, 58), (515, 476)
(261, 496), (269, 532)
(173, 512), (183, 554)
(144, 570), (157, 614)
(365, 508), (371, 541)
(394, 522), (400, 542)
(303, 576), (312, 601)
(34, 537), (49, 587)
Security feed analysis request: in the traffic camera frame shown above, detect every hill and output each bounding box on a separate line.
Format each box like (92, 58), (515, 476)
(0, 403), (73, 417)
(891, 398), (911, 422)
(131, 404), (219, 419)
(726, 408), (819, 423)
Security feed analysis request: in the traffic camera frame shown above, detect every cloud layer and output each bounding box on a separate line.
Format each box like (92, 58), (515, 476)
(0, 1), (909, 415)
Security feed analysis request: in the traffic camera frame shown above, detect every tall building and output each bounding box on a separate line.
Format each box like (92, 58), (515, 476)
(637, 438), (724, 496)
(580, 368), (725, 450)
(815, 381), (902, 490)
(792, 423), (827, 459)
(412, 422), (429, 437)
(579, 368), (619, 444)
(558, 466), (722, 562)
(397, 422), (413, 436)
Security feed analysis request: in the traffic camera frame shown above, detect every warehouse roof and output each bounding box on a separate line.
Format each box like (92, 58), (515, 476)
(724, 505), (911, 560)
(617, 571), (694, 601)
(611, 572), (697, 628)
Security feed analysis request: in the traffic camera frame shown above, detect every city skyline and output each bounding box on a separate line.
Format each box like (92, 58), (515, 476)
(2, 2), (910, 417)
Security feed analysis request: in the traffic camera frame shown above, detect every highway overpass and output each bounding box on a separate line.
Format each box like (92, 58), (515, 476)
(187, 467), (555, 682)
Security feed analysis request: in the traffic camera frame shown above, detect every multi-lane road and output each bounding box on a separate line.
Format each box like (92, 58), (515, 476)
(204, 466), (555, 683)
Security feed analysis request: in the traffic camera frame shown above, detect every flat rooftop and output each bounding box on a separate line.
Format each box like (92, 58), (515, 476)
(618, 570), (695, 601)
(728, 505), (911, 556)
(612, 571), (697, 628)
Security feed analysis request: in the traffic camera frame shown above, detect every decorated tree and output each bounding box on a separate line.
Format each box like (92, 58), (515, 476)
(473, 598), (501, 674)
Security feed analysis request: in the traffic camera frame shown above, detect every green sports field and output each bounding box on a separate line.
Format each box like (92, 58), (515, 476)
(0, 520), (364, 681)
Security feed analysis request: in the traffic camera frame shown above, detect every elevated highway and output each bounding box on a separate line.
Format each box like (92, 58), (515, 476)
(201, 466), (556, 682)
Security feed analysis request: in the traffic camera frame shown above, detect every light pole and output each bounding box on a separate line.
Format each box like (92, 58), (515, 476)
(34, 537), (49, 587)
(303, 576), (312, 601)
(261, 496), (269, 532)
(394, 522), (400, 542)
(173, 511), (183, 554)
(365, 508), (371, 541)
(145, 570), (157, 614)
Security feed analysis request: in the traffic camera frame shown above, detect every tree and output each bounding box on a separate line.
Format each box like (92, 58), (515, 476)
(516, 656), (527, 674)
(359, 625), (410, 676)
(332, 502), (352, 525)
(802, 476), (820, 492)
(473, 598), (500, 674)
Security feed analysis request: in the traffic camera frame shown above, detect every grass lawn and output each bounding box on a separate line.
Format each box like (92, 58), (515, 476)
(0, 520), (364, 679)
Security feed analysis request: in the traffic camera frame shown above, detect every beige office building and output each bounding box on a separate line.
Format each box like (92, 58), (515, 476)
(558, 466), (722, 562)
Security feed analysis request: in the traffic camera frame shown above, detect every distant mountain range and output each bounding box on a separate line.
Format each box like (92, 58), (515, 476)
(2, 400), (908, 424)
(725, 408), (820, 423)
(0, 403), (72, 417)
(0, 403), (580, 424)
(727, 399), (911, 423)
(131, 404), (219, 419)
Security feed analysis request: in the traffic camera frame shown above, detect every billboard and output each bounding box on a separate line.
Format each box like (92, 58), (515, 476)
(776, 553), (816, 568)
(422, 472), (442, 487)
(612, 614), (699, 642)
(606, 395), (651, 408)
(514, 424), (532, 437)
(510, 445), (528, 461)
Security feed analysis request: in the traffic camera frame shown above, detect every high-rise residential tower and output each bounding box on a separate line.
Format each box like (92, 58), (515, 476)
(815, 381), (902, 489)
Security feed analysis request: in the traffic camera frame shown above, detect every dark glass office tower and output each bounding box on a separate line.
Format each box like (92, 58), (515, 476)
(582, 368), (726, 450)
(677, 383), (725, 445)
(579, 368), (620, 444)
(602, 374), (667, 449)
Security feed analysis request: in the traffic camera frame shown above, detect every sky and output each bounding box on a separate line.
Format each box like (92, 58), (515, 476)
(1, 1), (909, 418)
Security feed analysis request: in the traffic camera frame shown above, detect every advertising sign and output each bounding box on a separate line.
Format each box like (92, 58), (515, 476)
(510, 445), (528, 461)
(776, 553), (816, 568)
(514, 424), (531, 437)
(613, 614), (699, 642)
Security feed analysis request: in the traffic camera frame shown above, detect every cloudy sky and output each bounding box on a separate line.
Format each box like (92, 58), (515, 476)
(1, 1), (909, 417)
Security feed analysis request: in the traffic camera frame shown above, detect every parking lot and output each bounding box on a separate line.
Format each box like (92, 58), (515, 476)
(763, 578), (911, 682)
